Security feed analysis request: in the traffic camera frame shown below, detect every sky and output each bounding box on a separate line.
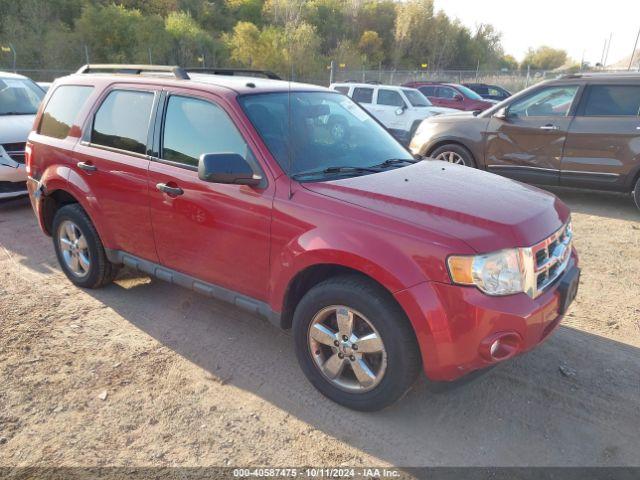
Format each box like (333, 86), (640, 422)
(434, 0), (640, 67)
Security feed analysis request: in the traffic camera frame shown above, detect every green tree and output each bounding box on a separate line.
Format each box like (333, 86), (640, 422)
(165, 10), (217, 66)
(522, 46), (568, 70)
(358, 30), (383, 67)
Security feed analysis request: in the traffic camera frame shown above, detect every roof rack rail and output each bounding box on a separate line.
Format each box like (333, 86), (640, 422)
(75, 64), (190, 80)
(185, 68), (281, 80)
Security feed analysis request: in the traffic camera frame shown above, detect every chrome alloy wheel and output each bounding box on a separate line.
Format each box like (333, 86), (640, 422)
(58, 220), (90, 277)
(308, 305), (387, 392)
(434, 151), (466, 165)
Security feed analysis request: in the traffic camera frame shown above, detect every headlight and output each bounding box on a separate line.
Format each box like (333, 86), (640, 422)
(448, 249), (524, 296)
(415, 120), (436, 136)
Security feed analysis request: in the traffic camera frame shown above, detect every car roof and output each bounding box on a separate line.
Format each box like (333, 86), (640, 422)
(0, 71), (28, 80)
(61, 69), (329, 96)
(553, 72), (640, 84)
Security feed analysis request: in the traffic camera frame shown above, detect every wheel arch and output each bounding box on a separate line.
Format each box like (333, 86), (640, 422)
(426, 139), (476, 164)
(278, 263), (406, 331)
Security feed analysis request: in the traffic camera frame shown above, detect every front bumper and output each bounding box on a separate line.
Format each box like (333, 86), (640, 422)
(0, 163), (27, 199)
(395, 250), (579, 381)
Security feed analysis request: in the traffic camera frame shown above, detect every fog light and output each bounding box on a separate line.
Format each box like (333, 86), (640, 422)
(480, 332), (523, 362)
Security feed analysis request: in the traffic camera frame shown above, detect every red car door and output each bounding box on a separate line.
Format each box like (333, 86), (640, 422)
(146, 89), (274, 301)
(72, 86), (159, 262)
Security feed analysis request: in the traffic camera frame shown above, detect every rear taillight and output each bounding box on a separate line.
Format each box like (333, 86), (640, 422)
(25, 142), (32, 174)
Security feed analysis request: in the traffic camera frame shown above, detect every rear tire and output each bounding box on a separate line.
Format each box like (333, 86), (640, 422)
(293, 275), (421, 411)
(52, 204), (119, 289)
(429, 143), (476, 167)
(633, 177), (640, 210)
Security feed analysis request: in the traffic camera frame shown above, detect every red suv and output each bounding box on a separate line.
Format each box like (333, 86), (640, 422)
(26, 65), (580, 411)
(403, 81), (498, 112)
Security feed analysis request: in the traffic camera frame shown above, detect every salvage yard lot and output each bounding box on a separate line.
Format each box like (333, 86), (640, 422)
(1, 187), (639, 467)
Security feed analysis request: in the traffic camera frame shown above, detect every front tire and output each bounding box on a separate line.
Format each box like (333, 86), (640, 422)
(633, 176), (640, 210)
(52, 204), (118, 289)
(429, 143), (476, 167)
(293, 275), (421, 411)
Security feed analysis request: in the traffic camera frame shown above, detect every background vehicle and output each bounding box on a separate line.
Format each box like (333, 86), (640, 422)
(0, 71), (45, 199)
(410, 73), (640, 209)
(37, 82), (52, 92)
(463, 83), (512, 101)
(27, 65), (578, 411)
(403, 81), (498, 112)
(330, 82), (457, 144)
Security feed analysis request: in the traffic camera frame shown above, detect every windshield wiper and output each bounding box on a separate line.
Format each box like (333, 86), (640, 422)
(371, 158), (419, 169)
(291, 165), (380, 181)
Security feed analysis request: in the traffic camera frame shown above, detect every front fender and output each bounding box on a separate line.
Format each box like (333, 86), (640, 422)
(268, 223), (449, 313)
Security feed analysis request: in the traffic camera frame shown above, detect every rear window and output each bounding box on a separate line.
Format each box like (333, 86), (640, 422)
(38, 85), (93, 139)
(91, 90), (155, 155)
(582, 85), (640, 116)
(352, 87), (373, 104)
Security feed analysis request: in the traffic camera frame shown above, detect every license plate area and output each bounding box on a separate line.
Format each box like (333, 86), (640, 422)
(557, 266), (580, 315)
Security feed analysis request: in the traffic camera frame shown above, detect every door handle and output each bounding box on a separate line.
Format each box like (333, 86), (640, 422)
(77, 161), (97, 172)
(540, 124), (559, 131)
(156, 182), (184, 196)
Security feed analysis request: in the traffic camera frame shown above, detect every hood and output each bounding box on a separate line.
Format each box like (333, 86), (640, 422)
(425, 106), (459, 116)
(0, 114), (36, 144)
(303, 161), (569, 253)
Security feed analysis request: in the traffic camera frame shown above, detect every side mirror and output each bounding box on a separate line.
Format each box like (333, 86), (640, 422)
(454, 94), (464, 101)
(493, 107), (508, 120)
(395, 106), (406, 115)
(198, 153), (262, 186)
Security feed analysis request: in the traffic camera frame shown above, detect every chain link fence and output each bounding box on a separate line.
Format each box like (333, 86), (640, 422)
(10, 66), (640, 93)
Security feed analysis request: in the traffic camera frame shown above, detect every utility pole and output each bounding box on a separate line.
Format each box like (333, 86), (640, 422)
(84, 45), (90, 64)
(603, 33), (613, 67)
(629, 27), (640, 70)
(600, 38), (607, 66)
(8, 43), (16, 72)
(148, 47), (152, 64)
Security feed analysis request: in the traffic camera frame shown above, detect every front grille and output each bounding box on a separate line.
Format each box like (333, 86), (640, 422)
(2, 142), (26, 164)
(524, 221), (573, 298)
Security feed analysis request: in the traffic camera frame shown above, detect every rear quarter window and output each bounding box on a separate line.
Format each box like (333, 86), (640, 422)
(38, 85), (93, 139)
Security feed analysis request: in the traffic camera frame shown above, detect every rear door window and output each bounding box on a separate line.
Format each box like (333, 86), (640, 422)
(418, 86), (436, 96)
(161, 95), (257, 169)
(91, 90), (155, 155)
(377, 89), (406, 107)
(352, 87), (374, 104)
(581, 85), (640, 116)
(38, 85), (93, 139)
(333, 86), (349, 95)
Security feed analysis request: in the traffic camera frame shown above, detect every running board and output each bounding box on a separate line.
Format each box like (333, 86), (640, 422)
(105, 249), (282, 328)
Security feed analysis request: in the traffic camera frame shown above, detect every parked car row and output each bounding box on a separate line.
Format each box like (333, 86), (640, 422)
(25, 64), (580, 411)
(329, 82), (458, 144)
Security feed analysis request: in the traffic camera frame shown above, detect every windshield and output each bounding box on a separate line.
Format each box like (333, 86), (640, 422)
(239, 91), (413, 178)
(402, 89), (431, 107)
(455, 84), (484, 101)
(0, 77), (44, 115)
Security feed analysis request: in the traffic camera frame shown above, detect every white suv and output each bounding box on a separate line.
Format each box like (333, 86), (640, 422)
(0, 72), (45, 199)
(330, 82), (457, 144)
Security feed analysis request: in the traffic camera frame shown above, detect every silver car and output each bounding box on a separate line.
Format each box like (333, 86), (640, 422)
(0, 72), (45, 199)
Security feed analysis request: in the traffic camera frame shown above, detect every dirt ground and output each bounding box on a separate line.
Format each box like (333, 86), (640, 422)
(1, 187), (639, 469)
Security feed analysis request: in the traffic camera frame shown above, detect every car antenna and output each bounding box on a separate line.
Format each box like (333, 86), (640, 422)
(287, 31), (294, 200)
